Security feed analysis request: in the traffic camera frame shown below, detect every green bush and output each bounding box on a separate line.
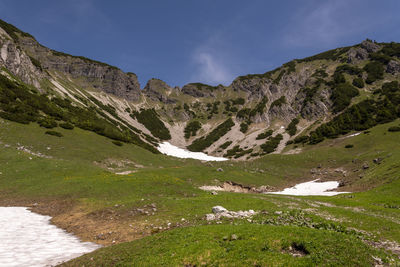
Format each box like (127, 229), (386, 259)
(260, 134), (283, 154)
(188, 118), (235, 152)
(38, 118), (57, 129)
(45, 130), (63, 137)
(112, 140), (123, 146)
(388, 126), (400, 132)
(345, 144), (354, 148)
(364, 61), (384, 84)
(256, 129), (273, 140)
(240, 122), (248, 133)
(219, 141), (232, 149)
(184, 121), (202, 139)
(352, 77), (364, 88)
(59, 122), (74, 130)
(286, 118), (299, 136)
(330, 83), (359, 113)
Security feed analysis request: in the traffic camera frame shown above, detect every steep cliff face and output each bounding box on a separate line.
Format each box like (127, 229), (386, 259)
(143, 78), (177, 104)
(0, 27), (44, 88)
(17, 36), (142, 101)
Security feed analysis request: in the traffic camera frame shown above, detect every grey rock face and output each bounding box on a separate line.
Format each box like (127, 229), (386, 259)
(386, 60), (400, 74)
(181, 83), (222, 98)
(143, 78), (176, 104)
(0, 35), (44, 89)
(347, 47), (368, 63)
(360, 40), (381, 53)
(18, 36), (141, 101)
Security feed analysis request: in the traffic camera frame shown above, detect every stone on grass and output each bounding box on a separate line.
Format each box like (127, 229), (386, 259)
(212, 206), (227, 214)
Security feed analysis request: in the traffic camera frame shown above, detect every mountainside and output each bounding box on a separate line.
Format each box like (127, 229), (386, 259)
(1, 18), (400, 159)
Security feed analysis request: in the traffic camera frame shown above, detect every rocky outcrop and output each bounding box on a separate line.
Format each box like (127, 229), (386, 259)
(347, 47), (368, 63)
(360, 39), (381, 53)
(386, 60), (400, 74)
(181, 83), (222, 98)
(17, 36), (142, 101)
(143, 78), (177, 104)
(0, 29), (44, 89)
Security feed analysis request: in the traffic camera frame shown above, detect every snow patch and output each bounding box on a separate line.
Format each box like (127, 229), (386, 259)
(269, 179), (349, 196)
(157, 142), (228, 161)
(0, 207), (100, 267)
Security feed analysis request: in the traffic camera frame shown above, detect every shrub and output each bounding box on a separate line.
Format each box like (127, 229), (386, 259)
(184, 121), (202, 139)
(256, 129), (273, 140)
(260, 134), (283, 154)
(388, 126), (400, 132)
(286, 118), (299, 136)
(364, 61), (384, 84)
(45, 130), (63, 137)
(345, 144), (354, 148)
(240, 122), (248, 133)
(330, 83), (359, 113)
(112, 140), (123, 146)
(59, 122), (74, 130)
(352, 77), (364, 88)
(219, 141), (232, 149)
(38, 118), (58, 129)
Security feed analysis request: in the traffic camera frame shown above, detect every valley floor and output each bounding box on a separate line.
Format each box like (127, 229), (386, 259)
(0, 118), (400, 266)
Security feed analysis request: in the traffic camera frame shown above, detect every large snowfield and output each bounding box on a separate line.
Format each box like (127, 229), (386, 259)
(157, 142), (228, 161)
(269, 179), (348, 196)
(0, 207), (100, 267)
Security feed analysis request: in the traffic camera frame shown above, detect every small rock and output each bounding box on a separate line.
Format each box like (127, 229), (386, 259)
(222, 236), (228, 241)
(211, 191), (218, 195)
(206, 214), (216, 221)
(373, 158), (383, 164)
(217, 168), (224, 172)
(230, 234), (238, 240)
(212, 206), (227, 214)
(362, 163), (369, 169)
(275, 211), (283, 215)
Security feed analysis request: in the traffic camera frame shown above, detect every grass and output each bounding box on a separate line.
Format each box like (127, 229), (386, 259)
(0, 118), (399, 265)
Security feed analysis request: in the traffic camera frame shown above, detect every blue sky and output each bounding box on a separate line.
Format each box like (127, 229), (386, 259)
(1, 0), (399, 87)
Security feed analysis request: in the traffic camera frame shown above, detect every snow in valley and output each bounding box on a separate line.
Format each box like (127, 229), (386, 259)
(269, 179), (349, 196)
(0, 207), (100, 267)
(158, 142), (228, 161)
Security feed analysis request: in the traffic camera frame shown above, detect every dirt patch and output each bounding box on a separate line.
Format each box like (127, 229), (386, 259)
(199, 181), (275, 194)
(283, 242), (310, 257)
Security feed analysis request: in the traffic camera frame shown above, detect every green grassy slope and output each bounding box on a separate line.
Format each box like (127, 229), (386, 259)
(0, 117), (399, 265)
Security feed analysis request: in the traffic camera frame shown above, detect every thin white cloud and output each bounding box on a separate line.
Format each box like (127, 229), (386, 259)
(283, 0), (378, 48)
(192, 49), (233, 85)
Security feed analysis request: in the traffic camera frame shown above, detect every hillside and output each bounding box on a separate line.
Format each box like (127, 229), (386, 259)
(0, 18), (400, 266)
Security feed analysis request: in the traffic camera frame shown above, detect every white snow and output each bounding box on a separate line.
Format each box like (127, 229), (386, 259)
(269, 179), (349, 196)
(157, 142), (228, 161)
(345, 132), (361, 138)
(0, 207), (100, 267)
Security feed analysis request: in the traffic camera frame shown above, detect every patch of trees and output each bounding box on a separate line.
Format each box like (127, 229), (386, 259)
(297, 46), (351, 63)
(256, 129), (273, 140)
(364, 61), (384, 84)
(240, 122), (249, 133)
(131, 108), (171, 140)
(306, 81), (400, 144)
(184, 121), (202, 139)
(224, 145), (253, 158)
(219, 141), (232, 149)
(0, 74), (157, 153)
(286, 118), (299, 136)
(260, 134), (283, 154)
(187, 118), (234, 152)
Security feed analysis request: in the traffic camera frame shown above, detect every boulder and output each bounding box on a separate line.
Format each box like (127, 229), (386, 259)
(386, 60), (400, 74)
(212, 206), (227, 214)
